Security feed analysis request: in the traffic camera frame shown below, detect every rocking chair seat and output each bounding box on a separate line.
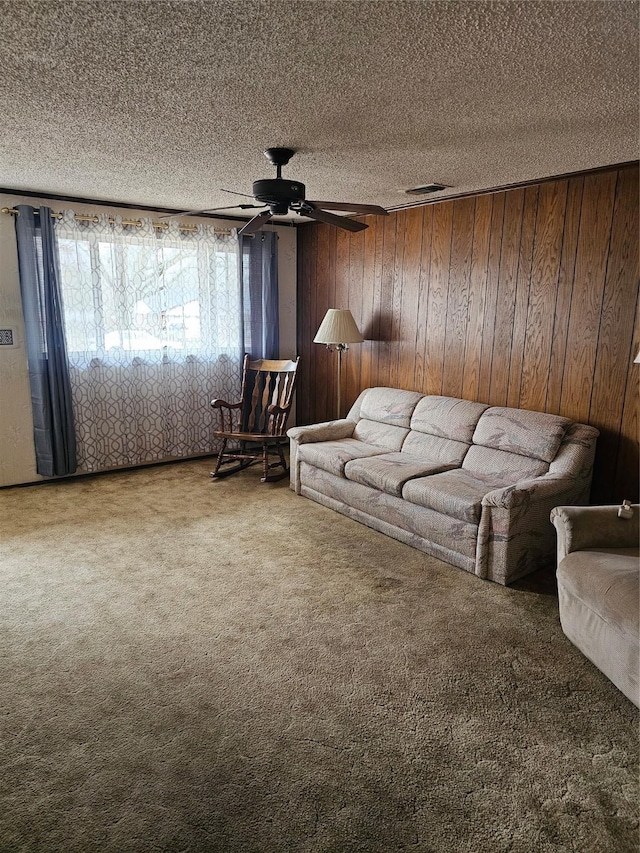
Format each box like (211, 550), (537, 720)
(213, 430), (289, 443)
(211, 354), (299, 483)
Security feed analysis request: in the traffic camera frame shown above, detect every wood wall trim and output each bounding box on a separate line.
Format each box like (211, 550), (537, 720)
(383, 159), (640, 213)
(297, 164), (639, 503)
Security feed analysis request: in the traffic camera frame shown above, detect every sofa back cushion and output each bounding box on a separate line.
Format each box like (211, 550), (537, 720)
(410, 396), (489, 442)
(402, 432), (469, 466)
(549, 422), (600, 477)
(462, 445), (549, 480)
(353, 419), (409, 451)
(471, 407), (571, 463)
(352, 387), (423, 451)
(402, 396), (488, 464)
(358, 387), (424, 427)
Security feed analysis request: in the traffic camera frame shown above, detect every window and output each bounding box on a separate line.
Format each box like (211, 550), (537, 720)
(55, 214), (241, 366)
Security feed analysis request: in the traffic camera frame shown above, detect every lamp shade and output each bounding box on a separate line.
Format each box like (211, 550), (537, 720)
(313, 309), (364, 345)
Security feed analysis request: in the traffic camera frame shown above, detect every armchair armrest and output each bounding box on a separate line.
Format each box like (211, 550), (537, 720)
(287, 419), (356, 444)
(551, 504), (640, 561)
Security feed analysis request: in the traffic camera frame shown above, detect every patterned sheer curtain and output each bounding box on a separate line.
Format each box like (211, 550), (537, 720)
(54, 212), (242, 472)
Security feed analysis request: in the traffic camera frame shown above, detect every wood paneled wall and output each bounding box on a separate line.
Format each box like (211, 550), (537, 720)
(297, 164), (639, 503)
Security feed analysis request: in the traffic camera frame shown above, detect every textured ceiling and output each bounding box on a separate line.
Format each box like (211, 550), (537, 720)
(0, 1), (637, 222)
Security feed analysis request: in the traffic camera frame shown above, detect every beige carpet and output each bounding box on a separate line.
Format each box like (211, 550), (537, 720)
(0, 459), (637, 853)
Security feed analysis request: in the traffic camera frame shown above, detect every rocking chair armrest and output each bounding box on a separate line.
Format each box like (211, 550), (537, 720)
(210, 398), (243, 410)
(267, 402), (291, 416)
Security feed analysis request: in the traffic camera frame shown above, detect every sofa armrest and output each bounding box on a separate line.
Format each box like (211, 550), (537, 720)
(476, 475), (588, 584)
(287, 419), (356, 492)
(483, 475), (577, 510)
(550, 504), (640, 561)
(287, 419), (355, 444)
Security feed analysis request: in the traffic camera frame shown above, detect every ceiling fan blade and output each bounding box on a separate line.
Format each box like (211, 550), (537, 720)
(238, 210), (272, 236)
(160, 204), (266, 221)
(303, 207), (368, 232)
(307, 201), (388, 216)
(221, 188), (256, 199)
(160, 208), (210, 220)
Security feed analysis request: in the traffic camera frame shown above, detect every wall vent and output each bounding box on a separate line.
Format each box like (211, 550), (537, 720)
(0, 329), (16, 346)
(405, 184), (448, 195)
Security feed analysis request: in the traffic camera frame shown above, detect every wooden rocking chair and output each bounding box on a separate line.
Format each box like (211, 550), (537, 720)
(210, 354), (300, 483)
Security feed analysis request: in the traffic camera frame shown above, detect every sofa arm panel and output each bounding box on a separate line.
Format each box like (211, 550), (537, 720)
(287, 419), (356, 445)
(476, 476), (590, 584)
(550, 504), (640, 562)
(483, 475), (578, 510)
(287, 419), (356, 492)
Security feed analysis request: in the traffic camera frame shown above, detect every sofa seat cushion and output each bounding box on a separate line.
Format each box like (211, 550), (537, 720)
(344, 452), (457, 498)
(402, 469), (508, 523)
(297, 438), (388, 477)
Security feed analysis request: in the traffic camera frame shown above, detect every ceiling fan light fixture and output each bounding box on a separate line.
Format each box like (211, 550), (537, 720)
(405, 184), (448, 195)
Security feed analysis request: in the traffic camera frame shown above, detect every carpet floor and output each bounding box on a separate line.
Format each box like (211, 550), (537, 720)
(0, 459), (637, 853)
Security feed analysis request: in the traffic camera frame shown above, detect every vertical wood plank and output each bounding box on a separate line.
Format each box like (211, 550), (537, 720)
(442, 197), (476, 398)
(545, 176), (584, 414)
(377, 213), (397, 388)
(477, 193), (506, 403)
(333, 227), (351, 419)
(389, 210), (407, 389)
(313, 225), (334, 422)
(489, 188), (525, 405)
(296, 226), (312, 423)
(519, 181), (567, 412)
(424, 200), (454, 395)
(560, 171), (617, 423)
(346, 226), (365, 412)
(371, 216), (385, 391)
(398, 207), (424, 391)
(359, 220), (377, 393)
(507, 185), (539, 408)
(413, 206), (433, 392)
(462, 194), (492, 401)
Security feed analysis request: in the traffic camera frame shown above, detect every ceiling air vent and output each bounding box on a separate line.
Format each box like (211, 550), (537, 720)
(405, 184), (448, 195)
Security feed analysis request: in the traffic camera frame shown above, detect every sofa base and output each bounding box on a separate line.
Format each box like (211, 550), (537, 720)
(300, 484), (475, 575)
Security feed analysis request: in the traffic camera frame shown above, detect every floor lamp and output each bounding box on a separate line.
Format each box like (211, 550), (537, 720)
(313, 309), (364, 419)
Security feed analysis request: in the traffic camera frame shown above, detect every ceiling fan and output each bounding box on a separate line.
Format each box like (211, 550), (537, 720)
(163, 148), (388, 235)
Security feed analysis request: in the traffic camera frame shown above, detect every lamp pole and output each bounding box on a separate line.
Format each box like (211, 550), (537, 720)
(336, 343), (348, 420)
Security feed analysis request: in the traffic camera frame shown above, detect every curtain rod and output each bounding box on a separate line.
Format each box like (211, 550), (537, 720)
(1, 206), (233, 236)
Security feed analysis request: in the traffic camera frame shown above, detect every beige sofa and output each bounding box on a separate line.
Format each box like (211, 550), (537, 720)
(552, 505), (639, 706)
(288, 388), (599, 585)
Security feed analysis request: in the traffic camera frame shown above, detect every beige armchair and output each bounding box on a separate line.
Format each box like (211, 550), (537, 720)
(551, 504), (639, 707)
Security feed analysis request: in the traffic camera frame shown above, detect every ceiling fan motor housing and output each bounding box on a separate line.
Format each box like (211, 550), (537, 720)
(253, 178), (305, 215)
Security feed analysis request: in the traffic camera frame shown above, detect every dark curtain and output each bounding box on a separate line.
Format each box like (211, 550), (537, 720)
(240, 231), (279, 359)
(14, 205), (77, 476)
